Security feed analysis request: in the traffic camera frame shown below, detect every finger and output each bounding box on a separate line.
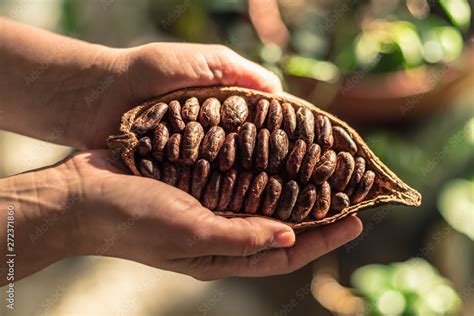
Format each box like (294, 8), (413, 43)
(203, 45), (283, 93)
(177, 216), (362, 280)
(188, 214), (295, 257)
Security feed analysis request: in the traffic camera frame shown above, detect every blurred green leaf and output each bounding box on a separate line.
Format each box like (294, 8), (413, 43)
(440, 0), (471, 31)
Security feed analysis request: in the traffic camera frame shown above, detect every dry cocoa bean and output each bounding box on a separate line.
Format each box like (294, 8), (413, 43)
(202, 171), (222, 210)
(244, 172), (268, 214)
(286, 139), (307, 179)
(168, 100), (186, 132)
(275, 180), (300, 221)
(316, 114), (334, 150)
(238, 122), (257, 169)
(351, 170), (375, 204)
(167, 133), (181, 162)
(290, 184), (317, 222)
(262, 175), (283, 216)
(153, 123), (169, 162)
(333, 126), (357, 155)
(312, 150), (337, 184)
(221, 95), (249, 131)
(191, 159), (211, 199)
(217, 169), (238, 211)
(176, 165), (191, 193)
(299, 143), (321, 184)
(161, 162), (178, 186)
(296, 107), (315, 144)
(218, 132), (238, 171)
(345, 157), (366, 196)
(331, 192), (350, 212)
(201, 126), (226, 161)
(182, 97), (200, 122)
(136, 136), (152, 156)
(138, 158), (160, 180)
(329, 152), (355, 192)
(133, 102), (168, 134)
(255, 128), (270, 171)
(267, 100), (283, 130)
(312, 181), (331, 219)
(199, 97), (221, 128)
(182, 122), (204, 165)
(268, 129), (289, 174)
(229, 171), (253, 212)
(254, 99), (269, 129)
(282, 102), (297, 139)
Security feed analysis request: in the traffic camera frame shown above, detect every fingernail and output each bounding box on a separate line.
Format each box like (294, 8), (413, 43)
(272, 230), (295, 248)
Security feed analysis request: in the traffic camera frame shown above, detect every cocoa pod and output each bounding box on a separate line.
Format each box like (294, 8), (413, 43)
(108, 86), (421, 230)
(254, 99), (269, 129)
(201, 126), (226, 162)
(168, 100), (186, 132)
(182, 97), (200, 122)
(221, 95), (248, 131)
(199, 97), (221, 128)
(182, 122), (204, 165)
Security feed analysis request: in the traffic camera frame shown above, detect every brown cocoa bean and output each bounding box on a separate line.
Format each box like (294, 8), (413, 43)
(136, 136), (152, 156)
(262, 175), (283, 216)
(181, 97), (200, 122)
(299, 143), (321, 184)
(238, 122), (257, 169)
(345, 157), (366, 196)
(290, 184), (317, 222)
(229, 171), (253, 212)
(282, 102), (297, 139)
(217, 169), (238, 211)
(161, 162), (178, 186)
(312, 181), (331, 219)
(268, 129), (289, 174)
(316, 114), (334, 150)
(166, 133), (181, 162)
(176, 165), (191, 193)
(199, 97), (221, 128)
(201, 126), (226, 161)
(333, 126), (357, 155)
(138, 158), (160, 180)
(286, 139), (307, 179)
(221, 95), (249, 131)
(133, 102), (168, 134)
(267, 100), (283, 130)
(168, 100), (186, 132)
(182, 122), (204, 165)
(255, 128), (270, 171)
(351, 170), (375, 204)
(275, 180), (299, 220)
(331, 192), (350, 212)
(244, 172), (268, 214)
(329, 152), (355, 192)
(312, 150), (337, 184)
(218, 132), (238, 171)
(191, 159), (211, 199)
(296, 107), (315, 144)
(202, 171), (222, 210)
(254, 99), (269, 129)
(153, 123), (169, 161)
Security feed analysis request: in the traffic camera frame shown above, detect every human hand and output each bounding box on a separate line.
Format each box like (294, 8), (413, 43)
(82, 43), (283, 149)
(1, 150), (362, 283)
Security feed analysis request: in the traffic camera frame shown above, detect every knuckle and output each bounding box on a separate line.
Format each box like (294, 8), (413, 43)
(240, 228), (262, 256)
